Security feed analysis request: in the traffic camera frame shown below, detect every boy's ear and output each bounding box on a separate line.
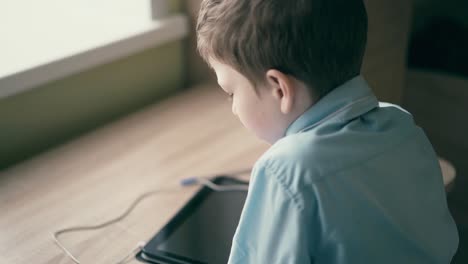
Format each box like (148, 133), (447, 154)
(266, 69), (294, 114)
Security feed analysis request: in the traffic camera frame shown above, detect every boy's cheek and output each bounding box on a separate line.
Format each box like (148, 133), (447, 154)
(241, 113), (278, 144)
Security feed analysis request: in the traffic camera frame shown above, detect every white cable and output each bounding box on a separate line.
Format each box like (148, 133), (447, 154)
(52, 171), (250, 264)
(115, 241), (147, 264)
(52, 189), (174, 264)
(196, 178), (249, 191)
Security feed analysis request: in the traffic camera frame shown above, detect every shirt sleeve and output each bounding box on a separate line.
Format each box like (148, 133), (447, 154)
(228, 160), (314, 264)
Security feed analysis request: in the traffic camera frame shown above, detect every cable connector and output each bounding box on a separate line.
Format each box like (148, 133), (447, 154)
(180, 177), (199, 186)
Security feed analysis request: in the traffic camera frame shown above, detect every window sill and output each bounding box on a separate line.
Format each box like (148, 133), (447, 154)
(0, 14), (188, 99)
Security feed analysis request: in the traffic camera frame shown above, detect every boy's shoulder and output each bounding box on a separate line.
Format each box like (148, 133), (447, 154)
(257, 102), (421, 184)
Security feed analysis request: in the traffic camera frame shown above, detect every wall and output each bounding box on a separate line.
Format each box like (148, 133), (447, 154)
(182, 0), (215, 87)
(413, 0), (468, 30)
(361, 0), (412, 104)
(0, 0), (183, 169)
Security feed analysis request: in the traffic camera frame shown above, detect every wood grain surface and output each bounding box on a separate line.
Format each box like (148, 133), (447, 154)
(0, 83), (268, 264)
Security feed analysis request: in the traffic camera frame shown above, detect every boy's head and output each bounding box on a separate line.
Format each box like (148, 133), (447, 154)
(197, 0), (368, 97)
(196, 0), (368, 143)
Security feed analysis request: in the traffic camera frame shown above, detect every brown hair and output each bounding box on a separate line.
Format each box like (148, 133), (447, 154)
(197, 0), (368, 98)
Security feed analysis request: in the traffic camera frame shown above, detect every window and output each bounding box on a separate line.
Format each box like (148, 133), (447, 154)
(0, 0), (187, 98)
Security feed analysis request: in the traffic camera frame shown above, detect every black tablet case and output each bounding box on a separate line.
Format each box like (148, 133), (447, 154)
(136, 176), (248, 264)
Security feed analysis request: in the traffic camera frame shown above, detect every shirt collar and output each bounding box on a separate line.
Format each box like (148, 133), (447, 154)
(285, 75), (379, 136)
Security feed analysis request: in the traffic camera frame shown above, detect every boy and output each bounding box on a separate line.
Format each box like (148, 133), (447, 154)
(196, 0), (459, 263)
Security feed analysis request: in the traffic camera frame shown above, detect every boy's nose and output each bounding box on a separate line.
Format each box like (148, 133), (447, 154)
(231, 104), (237, 116)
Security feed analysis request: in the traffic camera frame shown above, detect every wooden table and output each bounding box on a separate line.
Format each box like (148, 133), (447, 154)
(0, 83), (456, 264)
(0, 84), (268, 264)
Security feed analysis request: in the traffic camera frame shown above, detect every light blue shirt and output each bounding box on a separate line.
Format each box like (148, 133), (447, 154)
(228, 76), (459, 264)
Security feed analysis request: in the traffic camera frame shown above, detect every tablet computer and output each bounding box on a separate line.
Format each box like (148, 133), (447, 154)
(136, 176), (248, 264)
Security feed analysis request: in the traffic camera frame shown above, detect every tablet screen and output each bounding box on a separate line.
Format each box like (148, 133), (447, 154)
(141, 177), (248, 264)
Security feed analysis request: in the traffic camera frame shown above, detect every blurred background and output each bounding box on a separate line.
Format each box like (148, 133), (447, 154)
(0, 0), (467, 262)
